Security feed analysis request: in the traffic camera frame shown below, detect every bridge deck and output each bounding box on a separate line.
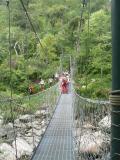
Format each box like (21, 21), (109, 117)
(32, 93), (75, 160)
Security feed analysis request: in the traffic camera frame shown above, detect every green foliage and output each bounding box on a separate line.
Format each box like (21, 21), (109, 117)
(75, 74), (111, 99)
(0, 0), (111, 100)
(37, 34), (57, 63)
(75, 5), (111, 99)
(46, 5), (67, 27)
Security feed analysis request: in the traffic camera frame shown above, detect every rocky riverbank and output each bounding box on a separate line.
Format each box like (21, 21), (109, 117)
(74, 115), (111, 160)
(0, 107), (49, 160)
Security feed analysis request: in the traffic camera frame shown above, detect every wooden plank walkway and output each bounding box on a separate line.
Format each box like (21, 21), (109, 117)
(32, 92), (75, 160)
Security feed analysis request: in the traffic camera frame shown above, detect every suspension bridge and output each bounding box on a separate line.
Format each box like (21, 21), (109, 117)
(0, 0), (120, 160)
(0, 81), (111, 160)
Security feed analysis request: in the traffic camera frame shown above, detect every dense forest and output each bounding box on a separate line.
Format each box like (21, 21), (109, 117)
(0, 0), (111, 99)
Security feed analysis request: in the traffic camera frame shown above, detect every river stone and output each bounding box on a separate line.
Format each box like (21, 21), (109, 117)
(0, 123), (14, 142)
(42, 127), (46, 133)
(0, 143), (16, 160)
(41, 120), (46, 127)
(83, 123), (96, 130)
(19, 115), (33, 123)
(26, 128), (42, 137)
(24, 136), (40, 147)
(14, 119), (26, 129)
(12, 138), (33, 157)
(78, 131), (110, 154)
(41, 110), (46, 114)
(26, 120), (41, 130)
(35, 110), (43, 118)
(98, 115), (111, 133)
(24, 136), (34, 146)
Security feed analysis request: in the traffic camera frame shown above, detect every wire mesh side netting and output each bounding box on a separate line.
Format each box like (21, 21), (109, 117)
(0, 83), (60, 160)
(73, 93), (111, 160)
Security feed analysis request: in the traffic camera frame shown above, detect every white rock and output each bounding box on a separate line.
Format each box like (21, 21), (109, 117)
(78, 131), (110, 154)
(35, 110), (41, 115)
(33, 122), (41, 130)
(41, 120), (45, 126)
(25, 121), (40, 129)
(12, 138), (33, 157)
(98, 115), (111, 132)
(24, 136), (34, 145)
(25, 132), (32, 137)
(35, 110), (47, 118)
(42, 127), (46, 133)
(14, 119), (19, 124)
(26, 129), (42, 137)
(25, 136), (40, 147)
(0, 143), (16, 160)
(41, 110), (46, 115)
(19, 114), (33, 123)
(34, 129), (42, 137)
(40, 80), (45, 85)
(14, 120), (26, 130)
(35, 110), (42, 118)
(83, 123), (96, 130)
(0, 123), (14, 141)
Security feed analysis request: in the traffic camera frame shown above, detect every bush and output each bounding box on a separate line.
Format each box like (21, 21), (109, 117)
(33, 83), (40, 93)
(75, 76), (110, 100)
(17, 81), (29, 94)
(0, 83), (7, 91)
(3, 111), (17, 124)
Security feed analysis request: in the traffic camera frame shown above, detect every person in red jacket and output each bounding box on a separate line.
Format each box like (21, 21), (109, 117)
(60, 77), (68, 94)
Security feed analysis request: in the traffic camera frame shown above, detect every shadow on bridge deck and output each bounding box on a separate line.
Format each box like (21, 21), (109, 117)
(31, 93), (75, 160)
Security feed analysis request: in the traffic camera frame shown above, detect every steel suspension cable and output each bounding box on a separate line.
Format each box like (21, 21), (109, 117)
(19, 0), (47, 57)
(6, 0), (18, 159)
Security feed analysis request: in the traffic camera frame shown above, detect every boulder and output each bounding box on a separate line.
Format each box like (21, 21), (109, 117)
(40, 110), (47, 118)
(73, 123), (96, 138)
(24, 136), (40, 147)
(12, 138), (33, 158)
(0, 143), (16, 160)
(0, 123), (14, 142)
(19, 115), (33, 123)
(24, 136), (34, 146)
(41, 120), (46, 127)
(31, 121), (41, 130)
(78, 131), (110, 155)
(14, 119), (27, 136)
(83, 123), (96, 130)
(35, 110), (42, 118)
(41, 110), (46, 115)
(42, 127), (46, 134)
(98, 115), (111, 133)
(26, 128), (42, 137)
